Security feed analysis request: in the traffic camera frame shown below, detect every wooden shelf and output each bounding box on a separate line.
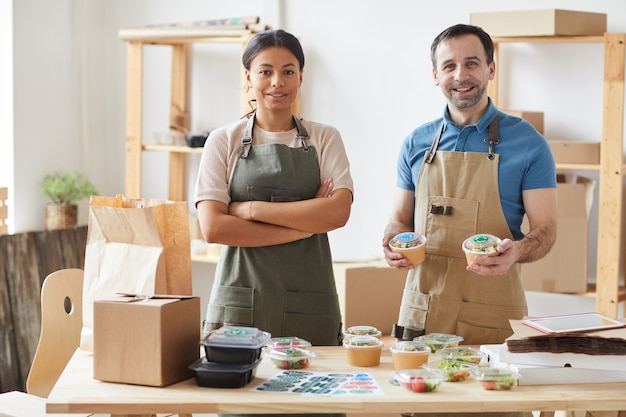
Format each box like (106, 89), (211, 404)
(490, 33), (626, 318)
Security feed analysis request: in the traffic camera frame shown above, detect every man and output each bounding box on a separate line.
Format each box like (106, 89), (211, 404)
(383, 24), (557, 346)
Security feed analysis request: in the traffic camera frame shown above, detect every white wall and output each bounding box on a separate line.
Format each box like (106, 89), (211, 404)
(7, 0), (626, 285)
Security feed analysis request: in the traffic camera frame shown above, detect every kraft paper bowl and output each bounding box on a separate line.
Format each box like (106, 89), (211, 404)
(390, 341), (430, 370)
(462, 234), (501, 266)
(343, 336), (384, 367)
(389, 232), (427, 265)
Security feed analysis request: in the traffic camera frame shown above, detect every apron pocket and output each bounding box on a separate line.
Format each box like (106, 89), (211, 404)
(247, 185), (306, 202)
(425, 196), (478, 258)
(398, 289), (429, 331)
(456, 301), (527, 345)
(207, 285), (254, 327)
(283, 291), (342, 346)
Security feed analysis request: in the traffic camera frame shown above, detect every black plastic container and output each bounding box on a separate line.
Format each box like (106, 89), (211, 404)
(201, 326), (271, 364)
(189, 357), (260, 388)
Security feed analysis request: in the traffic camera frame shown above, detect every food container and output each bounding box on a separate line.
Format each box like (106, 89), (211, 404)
(189, 357), (260, 388)
(343, 335), (384, 367)
(423, 360), (476, 382)
(462, 234), (502, 266)
(391, 369), (445, 393)
(201, 326), (271, 364)
(265, 347), (317, 370)
(389, 232), (427, 265)
(389, 341), (431, 370)
(435, 347), (486, 365)
(343, 325), (382, 339)
(472, 367), (519, 390)
(415, 333), (464, 352)
(265, 336), (312, 350)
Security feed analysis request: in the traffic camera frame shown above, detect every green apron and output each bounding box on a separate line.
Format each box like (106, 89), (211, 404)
(398, 118), (530, 417)
(209, 113), (345, 417)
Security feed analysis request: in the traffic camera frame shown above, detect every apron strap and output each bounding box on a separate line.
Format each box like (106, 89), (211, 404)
(483, 116), (499, 160)
(425, 116), (500, 164)
(240, 111), (309, 159)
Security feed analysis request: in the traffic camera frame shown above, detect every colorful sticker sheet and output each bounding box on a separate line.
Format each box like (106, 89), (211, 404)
(252, 371), (384, 396)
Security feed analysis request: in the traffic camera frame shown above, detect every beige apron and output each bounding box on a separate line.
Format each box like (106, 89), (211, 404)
(399, 119), (531, 417)
(396, 119), (528, 346)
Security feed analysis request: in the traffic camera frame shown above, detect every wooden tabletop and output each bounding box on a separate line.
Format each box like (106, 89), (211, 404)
(46, 344), (626, 416)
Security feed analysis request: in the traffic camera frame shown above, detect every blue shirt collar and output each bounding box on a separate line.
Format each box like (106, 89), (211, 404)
(442, 98), (498, 133)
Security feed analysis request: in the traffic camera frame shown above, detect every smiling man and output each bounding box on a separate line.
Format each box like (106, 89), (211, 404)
(382, 24), (557, 357)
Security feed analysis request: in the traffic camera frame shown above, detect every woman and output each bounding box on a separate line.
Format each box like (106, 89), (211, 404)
(194, 29), (354, 349)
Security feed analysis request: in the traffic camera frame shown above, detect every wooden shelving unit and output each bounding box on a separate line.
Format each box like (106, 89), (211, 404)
(489, 33), (626, 318)
(120, 30), (258, 202)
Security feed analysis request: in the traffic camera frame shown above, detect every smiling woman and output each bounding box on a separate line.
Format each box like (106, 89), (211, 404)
(193, 29), (354, 417)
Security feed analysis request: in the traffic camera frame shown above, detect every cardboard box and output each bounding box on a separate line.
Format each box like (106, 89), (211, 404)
(470, 9), (607, 37)
(548, 140), (600, 165)
(94, 295), (200, 386)
(502, 110), (544, 134)
(521, 174), (595, 293)
(333, 260), (407, 335)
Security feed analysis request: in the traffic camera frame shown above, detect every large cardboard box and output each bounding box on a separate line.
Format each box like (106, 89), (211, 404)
(521, 174), (595, 293)
(333, 260), (407, 335)
(548, 140), (600, 165)
(470, 9), (607, 37)
(94, 295), (200, 386)
(502, 110), (544, 134)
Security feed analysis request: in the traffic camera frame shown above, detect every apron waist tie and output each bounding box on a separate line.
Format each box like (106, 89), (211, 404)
(391, 323), (425, 341)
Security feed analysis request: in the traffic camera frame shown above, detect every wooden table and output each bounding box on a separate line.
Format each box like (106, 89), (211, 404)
(46, 345), (626, 416)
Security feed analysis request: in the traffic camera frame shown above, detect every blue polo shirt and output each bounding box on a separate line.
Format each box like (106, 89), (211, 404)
(397, 99), (556, 240)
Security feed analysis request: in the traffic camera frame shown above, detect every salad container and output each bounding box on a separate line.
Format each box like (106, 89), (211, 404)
(265, 336), (312, 350)
(435, 346), (486, 365)
(265, 347), (317, 370)
(392, 369), (445, 393)
(389, 341), (431, 370)
(201, 326), (270, 364)
(472, 367), (519, 390)
(423, 360), (476, 382)
(415, 333), (464, 352)
(189, 357), (260, 388)
(343, 325), (382, 339)
(462, 234), (502, 266)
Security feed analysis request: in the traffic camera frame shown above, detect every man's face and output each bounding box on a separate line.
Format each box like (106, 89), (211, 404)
(432, 34), (495, 110)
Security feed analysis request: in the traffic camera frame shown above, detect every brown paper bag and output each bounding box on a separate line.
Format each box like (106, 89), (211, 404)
(80, 195), (192, 351)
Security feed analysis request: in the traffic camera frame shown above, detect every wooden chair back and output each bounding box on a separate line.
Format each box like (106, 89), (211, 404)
(26, 268), (83, 398)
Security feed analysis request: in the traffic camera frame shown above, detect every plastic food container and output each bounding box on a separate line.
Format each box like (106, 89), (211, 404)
(265, 347), (317, 370)
(472, 367), (519, 390)
(435, 347), (486, 365)
(343, 325), (382, 339)
(415, 333), (464, 352)
(462, 234), (502, 266)
(389, 232), (427, 265)
(265, 336), (312, 350)
(201, 326), (271, 364)
(389, 341), (430, 370)
(392, 369), (445, 393)
(424, 360), (476, 382)
(189, 357), (260, 388)
(343, 335), (384, 367)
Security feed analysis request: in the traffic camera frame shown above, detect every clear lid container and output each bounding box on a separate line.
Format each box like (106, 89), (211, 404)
(471, 367), (519, 390)
(343, 335), (384, 348)
(435, 346), (486, 364)
(343, 325), (382, 337)
(389, 232), (426, 249)
(423, 360), (477, 382)
(264, 347), (317, 369)
(462, 234), (501, 253)
(265, 336), (312, 349)
(390, 341), (430, 353)
(415, 333), (464, 352)
(391, 369), (445, 393)
(201, 326), (270, 349)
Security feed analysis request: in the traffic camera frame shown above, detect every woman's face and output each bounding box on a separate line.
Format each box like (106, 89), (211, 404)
(246, 46), (302, 114)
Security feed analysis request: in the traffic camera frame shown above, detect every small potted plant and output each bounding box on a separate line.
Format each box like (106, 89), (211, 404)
(42, 170), (99, 230)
